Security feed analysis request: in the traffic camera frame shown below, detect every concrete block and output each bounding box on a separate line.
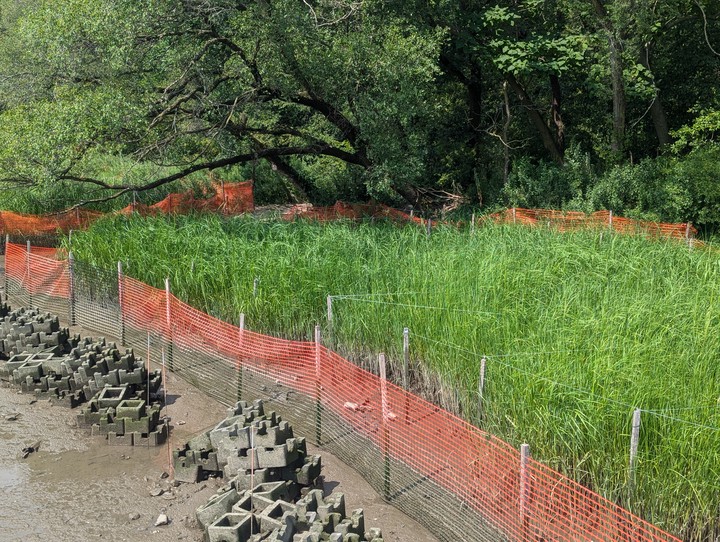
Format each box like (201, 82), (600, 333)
(116, 399), (146, 421)
(231, 491), (274, 514)
(196, 487), (240, 529)
(99, 417), (125, 435)
(132, 422), (167, 447)
(14, 360), (43, 382)
(108, 431), (134, 446)
(96, 386), (131, 408)
(207, 512), (259, 542)
(333, 509), (364, 538)
(250, 481), (297, 503)
(257, 500), (297, 533)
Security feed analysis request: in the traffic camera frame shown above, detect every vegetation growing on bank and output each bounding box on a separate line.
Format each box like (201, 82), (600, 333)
(68, 214), (720, 540)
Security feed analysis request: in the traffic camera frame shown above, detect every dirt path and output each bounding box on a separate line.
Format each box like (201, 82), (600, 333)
(0, 254), (438, 542)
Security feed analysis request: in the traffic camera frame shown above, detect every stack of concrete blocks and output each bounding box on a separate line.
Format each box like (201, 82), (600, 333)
(199, 481), (384, 542)
(1, 333), (162, 410)
(0, 307), (78, 358)
(78, 385), (167, 447)
(174, 400), (321, 492)
(187, 400), (385, 541)
(68, 337), (162, 405)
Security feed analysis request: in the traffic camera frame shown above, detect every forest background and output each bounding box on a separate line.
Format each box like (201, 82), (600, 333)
(0, 0), (718, 228)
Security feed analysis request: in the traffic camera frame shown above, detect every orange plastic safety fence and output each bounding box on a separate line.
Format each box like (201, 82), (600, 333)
(3, 243), (683, 542)
(484, 208), (698, 240)
(0, 182), (254, 237)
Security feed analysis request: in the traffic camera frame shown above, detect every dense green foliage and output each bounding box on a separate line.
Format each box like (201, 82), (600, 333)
(69, 214), (720, 540)
(0, 0), (718, 225)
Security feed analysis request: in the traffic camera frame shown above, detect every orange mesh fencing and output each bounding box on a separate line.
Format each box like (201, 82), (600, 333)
(2, 242), (682, 542)
(484, 208), (698, 240)
(0, 181), (254, 237)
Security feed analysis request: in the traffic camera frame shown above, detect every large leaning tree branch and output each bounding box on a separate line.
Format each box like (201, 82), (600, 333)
(52, 143), (367, 211)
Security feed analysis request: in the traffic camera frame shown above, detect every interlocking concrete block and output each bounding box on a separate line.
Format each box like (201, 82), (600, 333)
(256, 500), (297, 533)
(196, 487), (240, 529)
(116, 399), (146, 421)
(333, 509), (365, 538)
(231, 490), (274, 514)
(99, 416), (125, 435)
(96, 386), (131, 408)
(293, 455), (321, 487)
(229, 467), (279, 491)
(0, 353), (32, 379)
(132, 421), (168, 447)
(14, 360), (44, 382)
(188, 431), (213, 452)
(108, 431), (134, 446)
(250, 481), (298, 503)
(207, 511), (259, 542)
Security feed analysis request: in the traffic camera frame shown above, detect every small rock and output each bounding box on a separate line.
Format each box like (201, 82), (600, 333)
(162, 493), (176, 500)
(154, 514), (169, 527)
(160, 471), (170, 479)
(128, 513), (140, 521)
(171, 480), (181, 487)
(177, 420), (186, 425)
(150, 488), (164, 497)
(5, 414), (18, 421)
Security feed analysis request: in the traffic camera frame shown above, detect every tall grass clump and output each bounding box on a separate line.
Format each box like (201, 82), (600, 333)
(68, 213), (720, 541)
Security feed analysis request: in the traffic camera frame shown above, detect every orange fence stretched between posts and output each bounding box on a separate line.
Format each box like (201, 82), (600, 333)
(484, 208), (699, 241)
(0, 181), (254, 237)
(2, 241), (682, 542)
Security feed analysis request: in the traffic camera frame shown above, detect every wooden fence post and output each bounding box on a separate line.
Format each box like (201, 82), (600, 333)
(402, 327), (409, 389)
(520, 443), (531, 538)
(685, 222), (694, 250)
(379, 352), (391, 500)
(478, 356), (487, 422)
(165, 277), (174, 371)
(117, 261), (125, 344)
(68, 253), (76, 326)
(314, 324), (322, 445)
(629, 408), (642, 496)
(26, 240), (32, 307)
(237, 312), (245, 402)
(4, 234), (9, 303)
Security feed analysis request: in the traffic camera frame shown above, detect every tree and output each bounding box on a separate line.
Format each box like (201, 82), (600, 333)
(0, 0), (446, 207)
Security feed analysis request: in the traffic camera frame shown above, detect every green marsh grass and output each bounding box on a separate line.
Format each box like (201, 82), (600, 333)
(68, 214), (720, 541)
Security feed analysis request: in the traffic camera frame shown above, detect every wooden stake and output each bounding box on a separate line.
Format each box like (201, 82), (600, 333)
(520, 443), (531, 537)
(402, 328), (409, 390)
(478, 356), (486, 421)
(314, 325), (322, 445)
(629, 408), (641, 495)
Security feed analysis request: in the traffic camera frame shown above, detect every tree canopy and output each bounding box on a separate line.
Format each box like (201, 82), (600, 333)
(0, 0), (719, 223)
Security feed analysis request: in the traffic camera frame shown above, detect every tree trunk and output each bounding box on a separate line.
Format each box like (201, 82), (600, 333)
(640, 45), (672, 147)
(505, 73), (565, 164)
(549, 74), (566, 155)
(592, 0), (626, 157)
(609, 33), (626, 155)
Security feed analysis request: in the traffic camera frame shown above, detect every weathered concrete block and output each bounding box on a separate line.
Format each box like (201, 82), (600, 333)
(196, 487), (240, 529)
(116, 399), (146, 421)
(99, 416), (125, 435)
(96, 386), (131, 408)
(207, 512), (258, 542)
(14, 360), (43, 382)
(257, 500), (297, 533)
(108, 431), (134, 446)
